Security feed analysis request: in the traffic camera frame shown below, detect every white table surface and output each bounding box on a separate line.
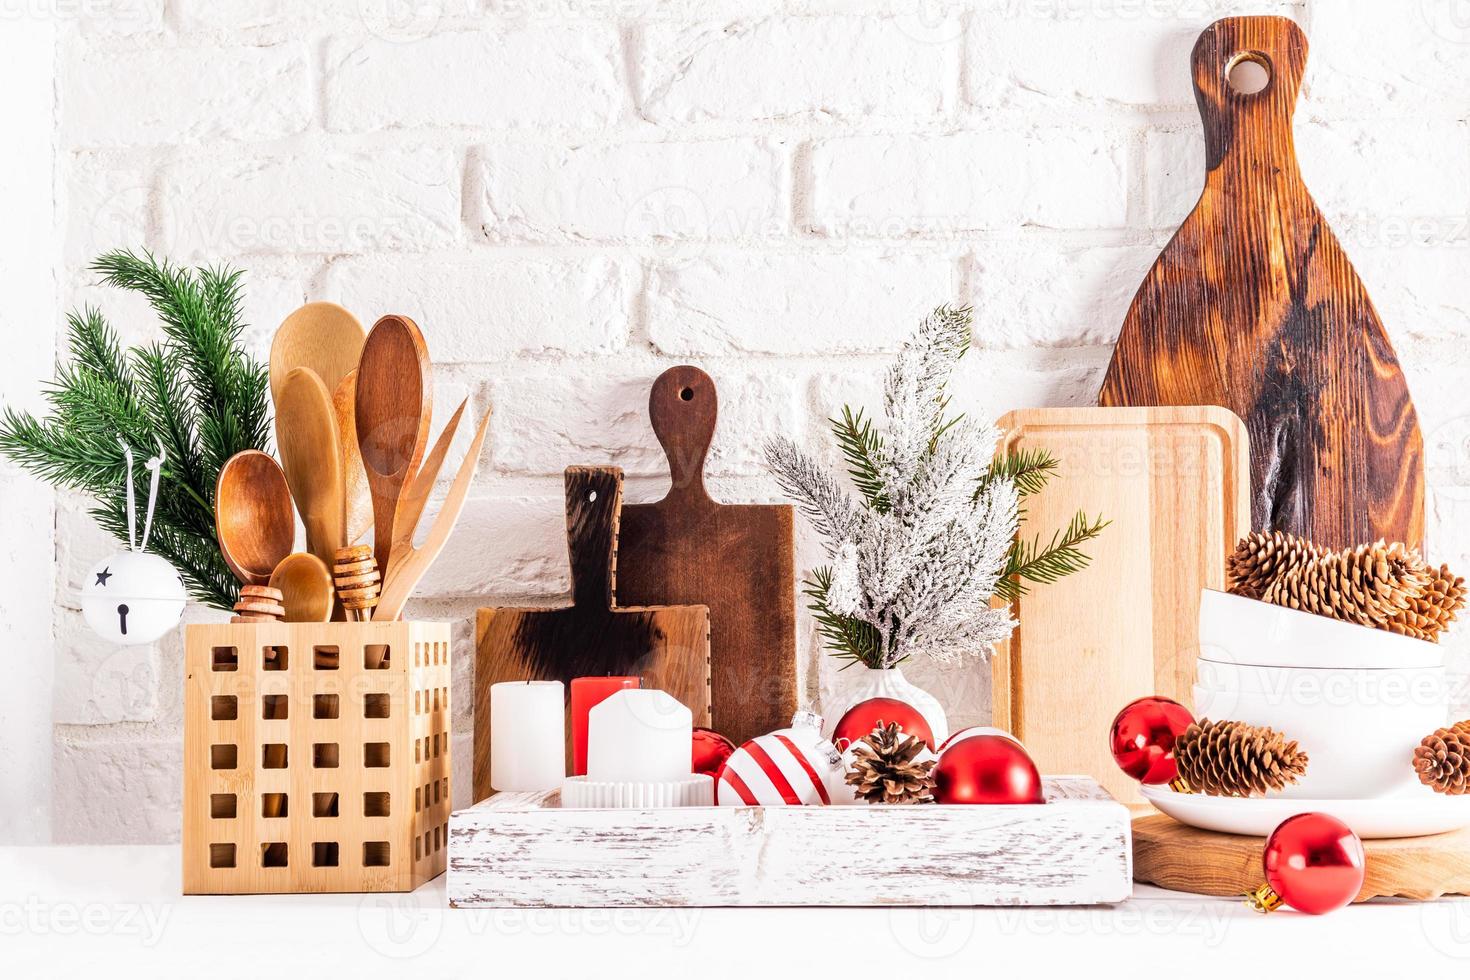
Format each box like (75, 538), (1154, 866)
(3, 845), (1468, 978)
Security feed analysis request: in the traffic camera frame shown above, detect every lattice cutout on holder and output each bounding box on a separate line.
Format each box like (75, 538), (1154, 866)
(183, 622), (452, 895)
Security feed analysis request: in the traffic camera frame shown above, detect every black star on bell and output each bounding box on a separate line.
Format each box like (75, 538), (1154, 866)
(95, 568), (113, 587)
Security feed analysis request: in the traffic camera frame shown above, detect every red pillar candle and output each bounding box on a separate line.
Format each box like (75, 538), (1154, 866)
(570, 676), (641, 776)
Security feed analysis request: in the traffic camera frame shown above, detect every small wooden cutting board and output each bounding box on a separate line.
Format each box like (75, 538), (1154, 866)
(616, 367), (797, 748)
(991, 407), (1250, 805)
(473, 466), (711, 803)
(1133, 813), (1470, 902)
(1099, 15), (1424, 550)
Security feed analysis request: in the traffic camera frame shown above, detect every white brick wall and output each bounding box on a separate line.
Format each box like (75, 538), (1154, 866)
(5, 1), (1470, 843)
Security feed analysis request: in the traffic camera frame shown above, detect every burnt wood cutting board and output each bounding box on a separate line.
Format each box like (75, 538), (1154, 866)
(990, 407), (1251, 806)
(474, 466), (711, 803)
(616, 366), (797, 747)
(1099, 15), (1424, 551)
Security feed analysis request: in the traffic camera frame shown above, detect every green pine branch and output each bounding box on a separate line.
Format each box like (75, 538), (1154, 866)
(994, 510), (1111, 603)
(830, 405), (889, 513)
(0, 251), (271, 611)
(980, 446), (1060, 499)
(803, 567), (895, 670)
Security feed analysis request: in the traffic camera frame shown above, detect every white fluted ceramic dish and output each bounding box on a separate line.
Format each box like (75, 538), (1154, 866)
(1141, 782), (1470, 838)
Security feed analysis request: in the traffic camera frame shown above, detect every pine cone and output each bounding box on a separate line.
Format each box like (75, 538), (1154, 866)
(845, 722), (936, 805)
(1174, 719), (1308, 797)
(1263, 540), (1429, 629)
(1227, 530), (1323, 600)
(1415, 723), (1470, 795)
(1388, 563), (1467, 643)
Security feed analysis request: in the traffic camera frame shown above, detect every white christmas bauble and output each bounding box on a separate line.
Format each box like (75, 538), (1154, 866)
(939, 726), (1025, 754)
(81, 551), (186, 645)
(716, 713), (846, 806)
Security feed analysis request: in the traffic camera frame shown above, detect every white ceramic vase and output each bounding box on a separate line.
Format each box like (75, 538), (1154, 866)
(829, 665), (949, 746)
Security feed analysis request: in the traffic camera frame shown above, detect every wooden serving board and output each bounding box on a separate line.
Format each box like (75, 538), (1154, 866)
(1133, 814), (1470, 902)
(616, 366), (797, 747)
(1099, 15), (1424, 551)
(449, 777), (1131, 908)
(473, 466), (711, 803)
(991, 407), (1250, 805)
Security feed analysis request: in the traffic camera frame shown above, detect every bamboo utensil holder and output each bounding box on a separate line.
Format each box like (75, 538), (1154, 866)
(183, 620), (452, 894)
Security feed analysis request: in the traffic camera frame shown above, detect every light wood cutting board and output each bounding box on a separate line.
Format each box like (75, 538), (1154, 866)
(1133, 814), (1470, 902)
(991, 407), (1250, 804)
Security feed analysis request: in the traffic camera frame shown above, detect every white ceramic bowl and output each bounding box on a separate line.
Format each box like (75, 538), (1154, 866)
(1194, 589), (1448, 799)
(1198, 588), (1441, 669)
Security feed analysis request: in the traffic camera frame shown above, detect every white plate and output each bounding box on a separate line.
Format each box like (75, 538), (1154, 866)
(1140, 783), (1470, 838)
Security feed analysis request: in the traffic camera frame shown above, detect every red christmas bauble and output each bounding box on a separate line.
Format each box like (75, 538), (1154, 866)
(833, 697), (935, 750)
(1263, 813), (1365, 914)
(1109, 695), (1194, 784)
(933, 734), (1043, 804)
(692, 726), (736, 778)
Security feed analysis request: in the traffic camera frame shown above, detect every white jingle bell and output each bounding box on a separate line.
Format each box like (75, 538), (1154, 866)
(82, 551), (185, 645)
(79, 438), (186, 645)
(717, 709), (847, 806)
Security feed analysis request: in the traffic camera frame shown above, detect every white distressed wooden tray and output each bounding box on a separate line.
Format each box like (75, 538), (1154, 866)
(448, 776), (1132, 907)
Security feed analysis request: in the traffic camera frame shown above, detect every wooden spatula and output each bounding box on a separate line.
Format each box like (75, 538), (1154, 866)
(374, 405), (491, 622)
(354, 315), (432, 577)
(275, 367), (346, 568)
(269, 302), (365, 410)
(1098, 15), (1424, 549)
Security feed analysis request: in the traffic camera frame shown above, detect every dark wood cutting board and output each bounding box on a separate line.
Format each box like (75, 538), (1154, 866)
(1099, 15), (1424, 550)
(616, 366), (797, 747)
(473, 466), (710, 803)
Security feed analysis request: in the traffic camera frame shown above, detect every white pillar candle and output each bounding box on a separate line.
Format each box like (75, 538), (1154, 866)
(490, 680), (566, 792)
(587, 689), (692, 783)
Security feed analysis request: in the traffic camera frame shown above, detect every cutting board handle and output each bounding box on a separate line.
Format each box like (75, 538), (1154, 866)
(648, 366), (717, 506)
(564, 466), (621, 611)
(1191, 16), (1307, 171)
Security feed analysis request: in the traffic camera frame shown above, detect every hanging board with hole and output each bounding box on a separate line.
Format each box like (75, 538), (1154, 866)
(616, 367), (797, 748)
(473, 466), (711, 803)
(990, 407), (1250, 806)
(1098, 15), (1424, 551)
(1132, 814), (1470, 902)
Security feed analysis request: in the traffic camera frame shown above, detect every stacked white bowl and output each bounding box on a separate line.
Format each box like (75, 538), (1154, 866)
(1195, 589), (1448, 799)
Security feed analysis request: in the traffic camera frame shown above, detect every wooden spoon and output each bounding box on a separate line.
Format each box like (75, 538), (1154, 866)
(376, 406), (492, 621)
(332, 369), (373, 545)
(268, 552), (334, 623)
(269, 302), (366, 410)
(215, 450), (295, 586)
(275, 367), (346, 568)
(355, 314), (432, 576)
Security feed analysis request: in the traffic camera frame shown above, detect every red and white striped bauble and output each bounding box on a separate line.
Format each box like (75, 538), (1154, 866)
(716, 714), (844, 806)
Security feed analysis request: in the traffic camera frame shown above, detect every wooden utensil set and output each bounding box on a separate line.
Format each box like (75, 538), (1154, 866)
(215, 303), (488, 624)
